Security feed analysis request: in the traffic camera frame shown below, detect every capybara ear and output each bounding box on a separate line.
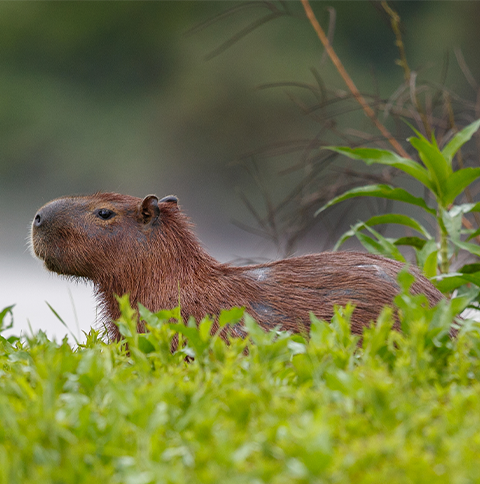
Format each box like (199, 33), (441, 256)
(159, 195), (178, 205)
(140, 195), (160, 224)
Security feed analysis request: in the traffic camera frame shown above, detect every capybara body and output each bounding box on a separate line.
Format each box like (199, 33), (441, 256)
(31, 192), (444, 340)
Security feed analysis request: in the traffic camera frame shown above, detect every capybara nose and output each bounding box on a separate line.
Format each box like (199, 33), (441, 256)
(33, 205), (53, 229)
(33, 202), (58, 229)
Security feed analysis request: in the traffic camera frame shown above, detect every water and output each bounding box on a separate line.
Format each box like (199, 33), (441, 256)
(1, 254), (96, 343)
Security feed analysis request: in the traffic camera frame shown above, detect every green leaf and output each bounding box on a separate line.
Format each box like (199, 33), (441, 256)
(422, 250), (438, 279)
(363, 214), (432, 238)
(356, 230), (406, 262)
(138, 335), (155, 354)
(435, 272), (480, 293)
(461, 206), (480, 240)
(442, 119), (480, 163)
(409, 135), (451, 199)
(334, 214), (431, 250)
(458, 263), (480, 273)
(326, 146), (433, 190)
(334, 222), (364, 250)
(449, 295), (474, 315)
(356, 233), (387, 256)
(218, 307), (245, 327)
(362, 306), (395, 359)
(434, 275), (466, 293)
(443, 168), (480, 206)
(198, 317), (214, 341)
(46, 302), (80, 345)
(415, 239), (438, 276)
(315, 184), (436, 217)
(441, 207), (463, 243)
(0, 305), (15, 332)
(361, 225), (406, 262)
(152, 306), (182, 323)
(452, 239), (480, 258)
(467, 228), (480, 241)
(394, 237), (427, 250)
(170, 323), (208, 357)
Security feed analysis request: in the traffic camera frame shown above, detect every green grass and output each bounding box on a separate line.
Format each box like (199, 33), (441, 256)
(1, 274), (480, 483)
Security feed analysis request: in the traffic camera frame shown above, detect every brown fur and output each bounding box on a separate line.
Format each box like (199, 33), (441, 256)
(31, 192), (445, 340)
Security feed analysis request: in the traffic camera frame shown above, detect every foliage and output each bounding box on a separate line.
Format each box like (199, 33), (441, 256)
(317, 119), (480, 307)
(0, 274), (479, 483)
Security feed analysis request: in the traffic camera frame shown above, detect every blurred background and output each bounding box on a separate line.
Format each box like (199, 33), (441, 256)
(1, 1), (479, 341)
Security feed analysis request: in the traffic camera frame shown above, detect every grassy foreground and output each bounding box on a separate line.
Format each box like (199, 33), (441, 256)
(1, 274), (480, 484)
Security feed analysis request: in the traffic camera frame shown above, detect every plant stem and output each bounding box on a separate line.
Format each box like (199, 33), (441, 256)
(381, 1), (410, 82)
(300, 0), (410, 159)
(440, 227), (449, 274)
(381, 1), (432, 138)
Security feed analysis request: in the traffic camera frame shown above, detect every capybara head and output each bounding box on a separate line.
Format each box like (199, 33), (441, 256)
(31, 192), (180, 281)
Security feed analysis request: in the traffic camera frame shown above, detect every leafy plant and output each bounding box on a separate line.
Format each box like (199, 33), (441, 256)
(1, 277), (480, 483)
(317, 119), (480, 304)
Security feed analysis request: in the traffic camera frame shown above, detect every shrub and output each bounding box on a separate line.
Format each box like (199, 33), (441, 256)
(1, 274), (480, 483)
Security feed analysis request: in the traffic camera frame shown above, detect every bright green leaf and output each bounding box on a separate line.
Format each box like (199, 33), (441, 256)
(218, 307), (245, 327)
(415, 239), (438, 276)
(443, 168), (480, 206)
(326, 146), (433, 190)
(409, 135), (451, 198)
(362, 225), (406, 262)
(138, 335), (155, 354)
(423, 251), (439, 279)
(363, 214), (432, 238)
(442, 119), (480, 163)
(434, 272), (480, 293)
(0, 305), (15, 332)
(356, 232), (387, 256)
(356, 231), (406, 262)
(334, 214), (431, 250)
(316, 184), (436, 216)
(334, 221), (365, 250)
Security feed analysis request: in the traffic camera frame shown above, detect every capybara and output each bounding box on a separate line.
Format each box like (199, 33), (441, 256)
(31, 192), (445, 340)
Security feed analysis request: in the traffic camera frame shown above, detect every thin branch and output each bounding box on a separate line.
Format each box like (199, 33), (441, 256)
(381, 1), (410, 82)
(409, 72), (432, 138)
(188, 1), (290, 61)
(454, 48), (478, 90)
(320, 7), (336, 67)
(207, 12), (284, 61)
(186, 1), (280, 35)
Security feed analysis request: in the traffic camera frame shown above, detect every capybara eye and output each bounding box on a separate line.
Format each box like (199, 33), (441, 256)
(96, 208), (115, 220)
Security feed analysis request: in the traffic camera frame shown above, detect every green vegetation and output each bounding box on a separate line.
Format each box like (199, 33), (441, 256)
(318, 120), (480, 310)
(0, 273), (479, 483)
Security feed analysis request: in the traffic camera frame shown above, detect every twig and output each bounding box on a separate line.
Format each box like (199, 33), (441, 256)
(382, 1), (431, 138)
(381, 1), (410, 82)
